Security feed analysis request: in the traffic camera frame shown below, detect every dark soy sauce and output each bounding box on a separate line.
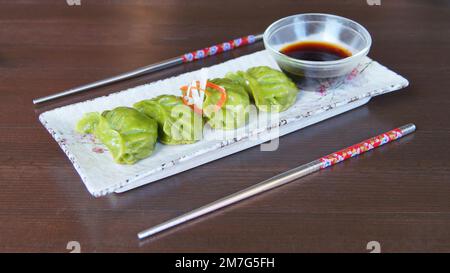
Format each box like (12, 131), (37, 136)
(280, 41), (352, 61)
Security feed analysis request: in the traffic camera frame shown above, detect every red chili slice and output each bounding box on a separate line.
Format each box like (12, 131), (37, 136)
(205, 81), (227, 111)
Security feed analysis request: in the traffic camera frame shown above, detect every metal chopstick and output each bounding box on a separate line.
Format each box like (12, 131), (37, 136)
(138, 123), (416, 240)
(33, 34), (263, 104)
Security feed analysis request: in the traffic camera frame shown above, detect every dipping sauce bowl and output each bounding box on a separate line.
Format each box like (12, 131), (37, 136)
(264, 13), (372, 91)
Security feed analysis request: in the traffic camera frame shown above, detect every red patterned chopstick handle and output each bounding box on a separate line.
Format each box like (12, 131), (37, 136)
(181, 35), (258, 63)
(319, 127), (406, 169)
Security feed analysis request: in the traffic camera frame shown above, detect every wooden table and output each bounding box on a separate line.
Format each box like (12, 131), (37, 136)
(1, 0), (449, 253)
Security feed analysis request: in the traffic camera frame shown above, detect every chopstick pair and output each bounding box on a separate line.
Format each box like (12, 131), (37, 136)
(33, 33), (415, 240)
(138, 123), (416, 239)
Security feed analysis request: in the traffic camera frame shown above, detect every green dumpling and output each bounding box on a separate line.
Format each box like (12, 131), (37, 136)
(226, 66), (298, 112)
(203, 78), (250, 130)
(76, 107), (158, 164)
(225, 70), (253, 96)
(134, 95), (203, 145)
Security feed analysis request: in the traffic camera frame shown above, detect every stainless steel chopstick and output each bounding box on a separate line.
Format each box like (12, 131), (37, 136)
(138, 123), (416, 240)
(33, 34), (263, 104)
(33, 57), (182, 105)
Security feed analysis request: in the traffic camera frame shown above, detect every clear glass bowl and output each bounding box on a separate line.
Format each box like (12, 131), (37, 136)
(264, 13), (372, 91)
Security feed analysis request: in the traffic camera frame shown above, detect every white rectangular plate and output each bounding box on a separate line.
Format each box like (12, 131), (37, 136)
(39, 50), (408, 197)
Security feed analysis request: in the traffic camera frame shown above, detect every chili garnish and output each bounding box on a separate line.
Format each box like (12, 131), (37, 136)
(180, 81), (227, 115)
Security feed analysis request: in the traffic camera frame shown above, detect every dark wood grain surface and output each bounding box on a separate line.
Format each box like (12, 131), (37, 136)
(1, 0), (449, 252)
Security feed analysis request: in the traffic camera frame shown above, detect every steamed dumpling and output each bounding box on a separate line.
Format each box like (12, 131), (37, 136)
(76, 107), (158, 164)
(226, 66), (298, 112)
(203, 78), (250, 130)
(134, 95), (203, 144)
